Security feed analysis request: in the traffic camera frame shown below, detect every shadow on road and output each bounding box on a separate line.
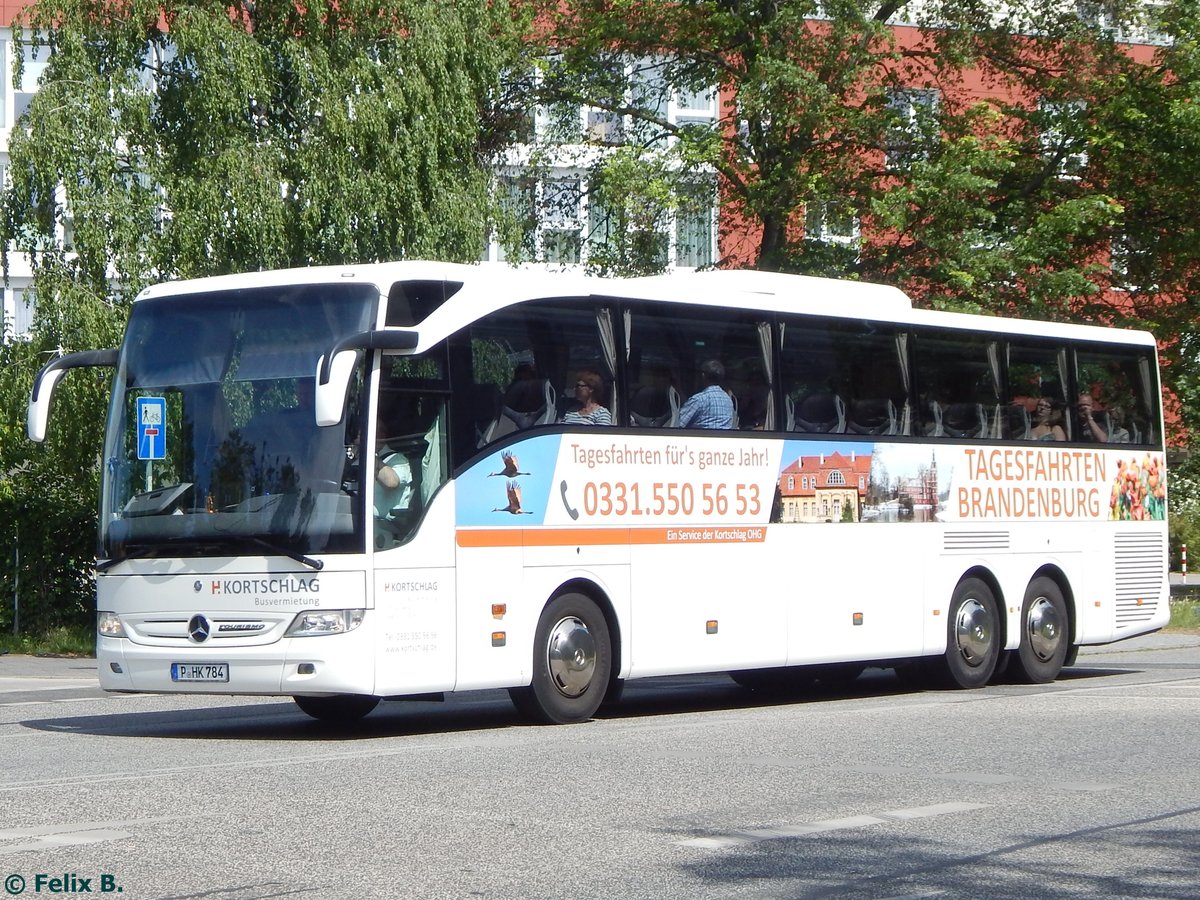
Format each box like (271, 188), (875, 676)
(17, 663), (1139, 742)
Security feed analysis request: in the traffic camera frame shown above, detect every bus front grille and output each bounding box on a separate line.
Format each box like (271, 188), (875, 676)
(123, 613), (292, 645)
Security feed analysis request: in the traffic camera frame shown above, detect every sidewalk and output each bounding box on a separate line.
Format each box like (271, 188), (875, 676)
(1077, 631), (1200, 655)
(0, 653), (98, 679)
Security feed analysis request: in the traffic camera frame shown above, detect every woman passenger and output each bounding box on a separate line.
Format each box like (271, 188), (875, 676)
(560, 370), (612, 426)
(1030, 397), (1066, 441)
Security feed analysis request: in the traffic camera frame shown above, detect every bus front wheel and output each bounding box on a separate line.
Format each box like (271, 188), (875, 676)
(510, 592), (612, 725)
(293, 694), (380, 722)
(935, 577), (1000, 689)
(1010, 577), (1069, 684)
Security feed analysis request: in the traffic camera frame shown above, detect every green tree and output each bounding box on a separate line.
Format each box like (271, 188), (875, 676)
(527, 0), (1200, 319)
(0, 0), (526, 634)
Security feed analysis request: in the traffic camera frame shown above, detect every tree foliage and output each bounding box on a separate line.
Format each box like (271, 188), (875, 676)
(528, 1), (1200, 320)
(0, 0), (525, 633)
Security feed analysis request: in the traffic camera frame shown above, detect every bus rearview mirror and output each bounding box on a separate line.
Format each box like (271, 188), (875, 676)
(27, 348), (119, 442)
(315, 350), (358, 427)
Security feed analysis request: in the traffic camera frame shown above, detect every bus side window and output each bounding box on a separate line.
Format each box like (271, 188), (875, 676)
(464, 300), (617, 448)
(779, 317), (844, 434)
(625, 302), (769, 431)
(1006, 340), (1069, 442)
(1075, 347), (1159, 445)
(913, 331), (1000, 440)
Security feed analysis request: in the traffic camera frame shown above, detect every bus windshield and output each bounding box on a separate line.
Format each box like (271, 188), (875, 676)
(100, 283), (377, 562)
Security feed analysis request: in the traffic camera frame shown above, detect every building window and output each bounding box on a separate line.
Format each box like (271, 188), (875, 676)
(805, 199), (859, 247)
(541, 178), (583, 264)
(0, 40), (7, 128)
(675, 181), (715, 269)
(1039, 99), (1088, 179)
(1076, 0), (1115, 32)
(496, 175), (536, 263)
(629, 59), (668, 147)
(886, 88), (939, 168)
(827, 470), (845, 486)
(15, 42), (50, 123)
(6, 289), (36, 338)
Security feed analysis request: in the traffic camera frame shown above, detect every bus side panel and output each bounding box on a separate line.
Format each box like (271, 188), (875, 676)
(628, 538), (787, 678)
(455, 541), (529, 691)
(1075, 520), (1170, 645)
(373, 488), (458, 696)
(782, 523), (927, 666)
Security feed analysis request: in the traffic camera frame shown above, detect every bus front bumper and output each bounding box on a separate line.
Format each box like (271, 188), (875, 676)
(96, 630), (376, 696)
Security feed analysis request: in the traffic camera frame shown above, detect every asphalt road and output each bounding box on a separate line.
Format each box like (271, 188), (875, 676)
(1, 633), (1198, 900)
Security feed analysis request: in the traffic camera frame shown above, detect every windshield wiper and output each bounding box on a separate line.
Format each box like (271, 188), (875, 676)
(97, 536), (323, 572)
(96, 545), (157, 573)
(244, 536), (324, 571)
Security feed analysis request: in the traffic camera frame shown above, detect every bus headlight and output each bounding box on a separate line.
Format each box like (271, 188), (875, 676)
(285, 609), (366, 637)
(97, 611), (127, 638)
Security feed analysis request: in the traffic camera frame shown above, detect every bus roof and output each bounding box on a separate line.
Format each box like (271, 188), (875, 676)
(133, 260), (1157, 349)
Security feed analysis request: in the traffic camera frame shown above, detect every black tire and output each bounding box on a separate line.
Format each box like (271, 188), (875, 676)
(293, 694), (380, 722)
(509, 592), (612, 724)
(730, 666), (816, 694)
(933, 577), (1001, 689)
(1010, 576), (1069, 684)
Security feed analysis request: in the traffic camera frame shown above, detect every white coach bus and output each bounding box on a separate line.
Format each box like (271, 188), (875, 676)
(28, 262), (1168, 722)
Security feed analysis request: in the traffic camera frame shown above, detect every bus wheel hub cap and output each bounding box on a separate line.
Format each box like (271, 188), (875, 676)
(547, 616), (596, 698)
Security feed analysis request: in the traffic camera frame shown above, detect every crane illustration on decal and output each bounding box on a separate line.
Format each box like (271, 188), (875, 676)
(493, 480), (534, 515)
(489, 450), (530, 478)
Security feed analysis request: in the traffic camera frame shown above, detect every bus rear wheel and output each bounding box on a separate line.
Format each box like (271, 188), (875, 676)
(510, 592), (611, 725)
(934, 577), (1000, 689)
(1010, 577), (1069, 684)
(293, 694), (380, 722)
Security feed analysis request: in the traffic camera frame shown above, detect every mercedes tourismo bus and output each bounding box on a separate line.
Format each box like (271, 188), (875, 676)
(28, 262), (1169, 722)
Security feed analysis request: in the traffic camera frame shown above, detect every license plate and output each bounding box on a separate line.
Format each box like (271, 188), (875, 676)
(171, 663), (229, 683)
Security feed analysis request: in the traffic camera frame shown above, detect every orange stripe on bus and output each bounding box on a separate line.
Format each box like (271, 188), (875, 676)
(455, 526), (766, 548)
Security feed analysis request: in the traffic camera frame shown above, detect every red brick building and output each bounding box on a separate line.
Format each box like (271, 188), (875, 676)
(778, 450), (873, 523)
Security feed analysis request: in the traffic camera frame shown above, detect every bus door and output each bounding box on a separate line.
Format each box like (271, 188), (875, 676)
(371, 365), (458, 696)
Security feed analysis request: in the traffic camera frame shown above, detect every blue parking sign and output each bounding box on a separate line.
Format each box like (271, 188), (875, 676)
(137, 397), (167, 460)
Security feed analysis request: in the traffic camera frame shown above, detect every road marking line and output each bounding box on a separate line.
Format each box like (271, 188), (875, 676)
(854, 765), (1120, 792)
(0, 829), (132, 855)
(677, 802), (988, 850)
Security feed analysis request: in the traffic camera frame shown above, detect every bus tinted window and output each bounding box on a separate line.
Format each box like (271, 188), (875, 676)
(914, 331), (1001, 440)
(385, 280), (463, 326)
(464, 300), (616, 447)
(1005, 341), (1070, 441)
(780, 317), (908, 436)
(374, 350), (450, 549)
(1075, 347), (1159, 445)
(625, 303), (769, 430)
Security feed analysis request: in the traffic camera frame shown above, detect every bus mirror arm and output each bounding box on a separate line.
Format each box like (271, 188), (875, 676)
(27, 348), (119, 442)
(314, 329), (419, 428)
(317, 329), (419, 385)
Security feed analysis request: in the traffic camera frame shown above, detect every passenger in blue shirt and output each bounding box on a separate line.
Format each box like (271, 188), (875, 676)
(678, 359), (734, 429)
